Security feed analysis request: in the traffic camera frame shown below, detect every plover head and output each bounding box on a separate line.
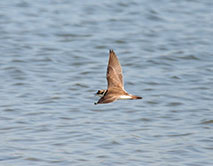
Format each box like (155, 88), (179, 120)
(96, 89), (107, 97)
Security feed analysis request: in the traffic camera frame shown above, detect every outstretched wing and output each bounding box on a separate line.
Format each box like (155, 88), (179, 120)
(107, 50), (124, 89)
(95, 92), (119, 104)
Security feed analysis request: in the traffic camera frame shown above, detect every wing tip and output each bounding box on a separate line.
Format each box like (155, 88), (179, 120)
(109, 49), (115, 54)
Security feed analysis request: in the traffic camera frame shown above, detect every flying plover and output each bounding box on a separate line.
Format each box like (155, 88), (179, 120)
(95, 50), (142, 105)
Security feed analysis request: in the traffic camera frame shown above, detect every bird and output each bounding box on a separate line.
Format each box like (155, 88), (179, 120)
(94, 49), (142, 105)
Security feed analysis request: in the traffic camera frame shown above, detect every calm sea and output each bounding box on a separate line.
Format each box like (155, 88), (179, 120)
(0, 0), (213, 166)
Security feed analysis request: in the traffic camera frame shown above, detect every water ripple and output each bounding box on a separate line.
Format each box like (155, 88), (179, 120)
(0, 0), (212, 166)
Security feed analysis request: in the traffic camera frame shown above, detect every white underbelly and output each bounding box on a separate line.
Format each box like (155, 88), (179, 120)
(119, 95), (132, 100)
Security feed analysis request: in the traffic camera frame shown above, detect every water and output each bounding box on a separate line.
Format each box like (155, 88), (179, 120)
(0, 0), (213, 165)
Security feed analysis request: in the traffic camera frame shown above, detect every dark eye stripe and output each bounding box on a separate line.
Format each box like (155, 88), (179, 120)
(97, 90), (106, 94)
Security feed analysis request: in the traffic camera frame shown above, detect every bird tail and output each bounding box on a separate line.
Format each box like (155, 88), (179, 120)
(131, 95), (143, 99)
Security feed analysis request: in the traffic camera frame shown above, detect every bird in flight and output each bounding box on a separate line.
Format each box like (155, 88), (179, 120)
(95, 49), (142, 105)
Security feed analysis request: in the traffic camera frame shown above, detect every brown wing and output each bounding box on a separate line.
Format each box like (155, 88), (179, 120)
(94, 91), (119, 104)
(107, 50), (124, 89)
